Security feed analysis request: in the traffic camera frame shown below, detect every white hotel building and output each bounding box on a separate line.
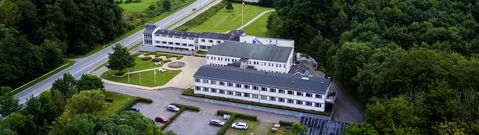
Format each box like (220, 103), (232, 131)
(206, 41), (294, 73)
(141, 23), (244, 54)
(193, 65), (331, 112)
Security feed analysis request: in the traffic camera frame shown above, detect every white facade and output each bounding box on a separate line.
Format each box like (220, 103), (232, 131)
(240, 36), (295, 48)
(152, 33), (197, 51)
(197, 37), (225, 51)
(205, 53), (293, 73)
(193, 78), (329, 112)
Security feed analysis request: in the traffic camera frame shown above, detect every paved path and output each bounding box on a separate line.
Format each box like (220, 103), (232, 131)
(236, 10), (275, 30)
(14, 0), (220, 104)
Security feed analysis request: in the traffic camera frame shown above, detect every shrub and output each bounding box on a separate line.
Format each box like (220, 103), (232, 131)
(162, 59), (172, 63)
(160, 108), (185, 130)
(152, 58), (162, 62)
(216, 114), (237, 135)
(216, 110), (257, 121)
(141, 57), (152, 61)
(279, 120), (294, 127)
(138, 97), (153, 104)
(176, 55), (183, 60)
(171, 103), (200, 112)
(132, 52), (143, 57)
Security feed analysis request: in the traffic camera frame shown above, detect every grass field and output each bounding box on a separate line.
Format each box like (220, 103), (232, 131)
(188, 3), (273, 32)
(101, 91), (139, 114)
(244, 12), (272, 37)
(117, 0), (158, 13)
(130, 57), (160, 72)
(101, 70), (181, 87)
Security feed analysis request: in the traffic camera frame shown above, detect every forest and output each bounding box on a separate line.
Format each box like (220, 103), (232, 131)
(0, 0), (125, 89)
(267, 0), (479, 134)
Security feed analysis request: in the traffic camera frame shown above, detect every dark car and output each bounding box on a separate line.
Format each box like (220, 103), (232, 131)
(209, 119), (225, 127)
(128, 107), (140, 112)
(155, 116), (168, 123)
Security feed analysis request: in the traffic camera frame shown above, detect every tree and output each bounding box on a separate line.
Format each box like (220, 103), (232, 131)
(51, 73), (78, 99)
(287, 123), (307, 135)
(225, 0), (233, 11)
(62, 114), (96, 135)
(0, 87), (20, 116)
(162, 0), (171, 11)
(63, 90), (107, 115)
(96, 111), (163, 135)
(106, 44), (135, 75)
(77, 74), (104, 91)
(333, 42), (372, 92)
(343, 123), (378, 135)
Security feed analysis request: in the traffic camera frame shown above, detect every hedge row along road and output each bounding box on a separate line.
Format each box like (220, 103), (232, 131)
(14, 0), (222, 105)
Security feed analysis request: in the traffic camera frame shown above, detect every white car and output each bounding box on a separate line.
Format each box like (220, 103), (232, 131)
(166, 105), (180, 112)
(231, 122), (248, 130)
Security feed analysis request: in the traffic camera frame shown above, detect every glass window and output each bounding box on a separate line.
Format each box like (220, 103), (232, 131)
(243, 93), (250, 97)
(305, 102), (312, 106)
(269, 88), (276, 93)
(203, 87), (209, 92)
(296, 100), (303, 105)
(278, 89), (285, 94)
(210, 80), (216, 84)
(195, 79), (200, 82)
(211, 89), (217, 93)
(219, 82), (225, 86)
(219, 90), (225, 94)
(269, 97), (276, 101)
(195, 86), (200, 91)
(306, 93), (312, 97)
(253, 86), (258, 90)
(244, 85), (250, 89)
(260, 95), (267, 100)
(235, 92), (241, 96)
(227, 91), (233, 95)
(227, 82), (233, 87)
(287, 99), (294, 104)
(217, 41), (221, 43)
(315, 94), (322, 99)
(202, 79), (208, 83)
(252, 94), (258, 99)
(201, 39), (205, 42)
(261, 87), (267, 91)
(235, 83), (241, 88)
(287, 91), (294, 95)
(278, 98), (285, 102)
(175, 43), (180, 45)
(296, 92), (303, 96)
(209, 40), (213, 43)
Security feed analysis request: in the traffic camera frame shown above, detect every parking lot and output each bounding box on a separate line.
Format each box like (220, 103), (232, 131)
(106, 84), (300, 135)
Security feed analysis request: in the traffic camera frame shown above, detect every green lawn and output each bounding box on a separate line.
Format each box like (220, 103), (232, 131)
(188, 3), (273, 32)
(226, 120), (260, 135)
(101, 69), (181, 87)
(130, 57), (159, 72)
(116, 0), (158, 13)
(244, 12), (272, 37)
(101, 91), (139, 115)
(267, 126), (287, 135)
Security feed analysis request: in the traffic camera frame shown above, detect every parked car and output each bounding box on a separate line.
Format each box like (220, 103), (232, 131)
(209, 119), (225, 127)
(128, 107), (140, 112)
(155, 116), (168, 123)
(231, 122), (248, 130)
(167, 105), (180, 112)
(192, 8), (197, 11)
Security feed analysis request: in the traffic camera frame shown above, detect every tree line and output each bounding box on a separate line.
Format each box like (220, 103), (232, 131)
(267, 0), (479, 134)
(0, 74), (169, 135)
(0, 0), (126, 90)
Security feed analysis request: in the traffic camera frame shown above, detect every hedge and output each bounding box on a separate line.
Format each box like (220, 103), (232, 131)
(152, 58), (162, 62)
(170, 103), (200, 112)
(182, 89), (331, 116)
(138, 97), (153, 104)
(116, 97), (140, 114)
(176, 1), (226, 31)
(141, 56), (152, 61)
(216, 114), (237, 135)
(216, 110), (257, 121)
(160, 108), (185, 130)
(279, 120), (294, 127)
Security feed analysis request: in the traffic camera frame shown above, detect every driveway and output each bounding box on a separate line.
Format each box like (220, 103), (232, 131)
(164, 111), (222, 135)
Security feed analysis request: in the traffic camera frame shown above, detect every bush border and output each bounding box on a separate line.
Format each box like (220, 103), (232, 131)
(159, 103), (201, 130)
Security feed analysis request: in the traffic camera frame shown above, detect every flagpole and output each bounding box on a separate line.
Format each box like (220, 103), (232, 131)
(139, 72), (142, 85)
(242, 2), (244, 29)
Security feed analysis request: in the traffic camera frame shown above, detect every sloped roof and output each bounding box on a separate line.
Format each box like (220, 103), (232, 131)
(207, 41), (293, 62)
(194, 65), (330, 95)
(154, 29), (200, 38)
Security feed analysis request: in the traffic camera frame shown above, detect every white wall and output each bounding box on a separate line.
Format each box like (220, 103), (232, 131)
(240, 36), (295, 48)
(152, 34), (196, 50)
(193, 78), (326, 112)
(197, 38), (225, 51)
(206, 54), (291, 73)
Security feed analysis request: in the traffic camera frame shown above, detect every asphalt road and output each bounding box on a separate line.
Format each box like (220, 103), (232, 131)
(14, 0), (220, 104)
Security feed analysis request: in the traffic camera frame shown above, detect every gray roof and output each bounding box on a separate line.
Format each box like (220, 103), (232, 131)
(144, 24), (157, 35)
(154, 29), (200, 38)
(207, 41), (293, 62)
(194, 65), (330, 95)
(200, 32), (232, 40)
(227, 30), (245, 41)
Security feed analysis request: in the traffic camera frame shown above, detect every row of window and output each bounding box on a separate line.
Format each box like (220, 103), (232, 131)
(200, 39), (222, 44)
(156, 34), (195, 40)
(195, 86), (323, 108)
(195, 78), (323, 99)
(206, 56), (286, 68)
(155, 40), (194, 47)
